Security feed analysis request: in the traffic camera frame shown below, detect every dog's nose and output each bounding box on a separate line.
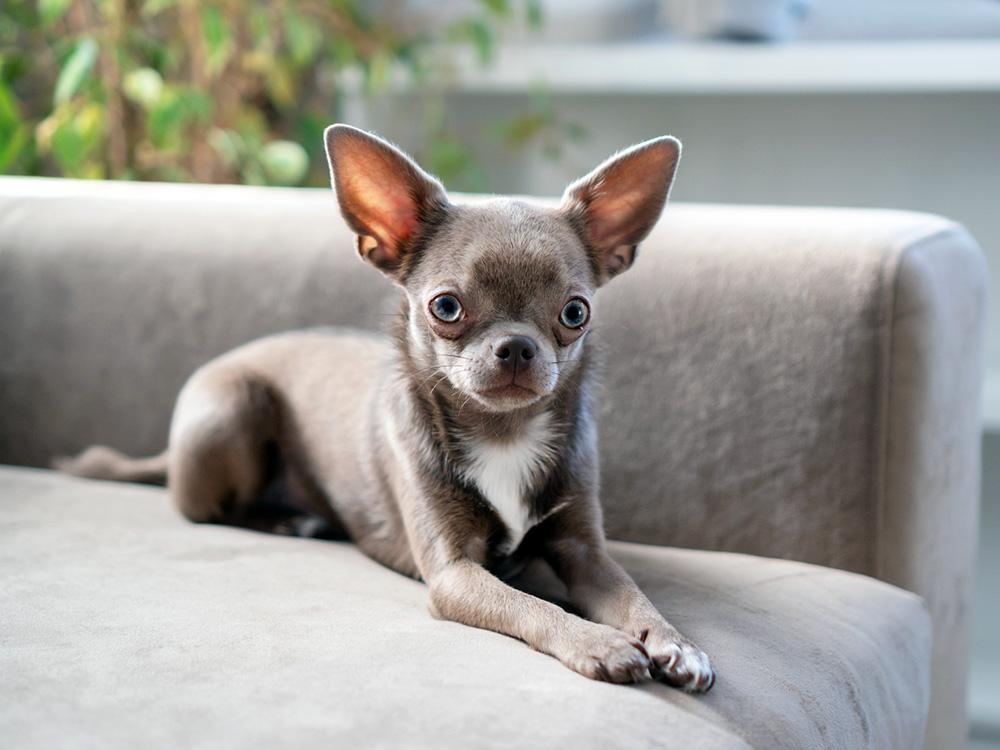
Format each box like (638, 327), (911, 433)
(494, 335), (537, 368)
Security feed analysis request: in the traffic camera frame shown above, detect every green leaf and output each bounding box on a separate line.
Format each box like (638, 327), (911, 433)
(293, 113), (325, 157)
(329, 36), (358, 67)
(0, 77), (21, 130)
(180, 89), (212, 121)
(454, 19), (494, 65)
(259, 140), (308, 185)
(200, 5), (233, 76)
(0, 54), (28, 86)
(284, 10), (322, 68)
(38, 0), (72, 26)
(525, 0), (544, 29)
(53, 37), (98, 106)
(49, 104), (103, 175)
(0, 125), (27, 172)
(148, 88), (212, 147)
(148, 96), (182, 146)
(51, 124), (86, 169)
(123, 67), (164, 109)
(478, 0), (511, 17)
(0, 80), (27, 171)
(142, 0), (177, 17)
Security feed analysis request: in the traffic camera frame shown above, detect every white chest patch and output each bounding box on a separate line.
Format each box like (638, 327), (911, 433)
(461, 412), (558, 552)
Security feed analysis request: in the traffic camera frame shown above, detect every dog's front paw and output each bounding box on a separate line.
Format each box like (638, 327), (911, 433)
(641, 627), (715, 693)
(562, 623), (651, 684)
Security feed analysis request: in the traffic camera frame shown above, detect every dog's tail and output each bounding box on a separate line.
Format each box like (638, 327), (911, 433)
(52, 445), (169, 486)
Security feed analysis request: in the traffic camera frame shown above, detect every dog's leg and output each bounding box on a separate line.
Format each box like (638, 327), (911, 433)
(168, 366), (343, 539)
(231, 470), (349, 540)
(167, 368), (276, 524)
(544, 537), (715, 693)
(426, 558), (651, 684)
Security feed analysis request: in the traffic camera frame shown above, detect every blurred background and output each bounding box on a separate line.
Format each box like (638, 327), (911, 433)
(1, 0), (998, 745)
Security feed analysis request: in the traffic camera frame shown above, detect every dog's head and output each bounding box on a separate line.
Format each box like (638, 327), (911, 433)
(324, 124), (680, 414)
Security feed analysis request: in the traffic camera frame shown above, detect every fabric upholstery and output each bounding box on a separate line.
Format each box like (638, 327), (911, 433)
(0, 466), (931, 749)
(877, 230), (988, 749)
(0, 176), (986, 747)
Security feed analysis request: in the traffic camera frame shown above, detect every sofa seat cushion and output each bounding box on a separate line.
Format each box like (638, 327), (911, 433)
(0, 466), (930, 749)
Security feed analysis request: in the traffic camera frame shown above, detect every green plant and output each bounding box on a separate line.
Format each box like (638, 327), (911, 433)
(0, 0), (565, 189)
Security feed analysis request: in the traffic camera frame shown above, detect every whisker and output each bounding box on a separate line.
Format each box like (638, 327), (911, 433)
(458, 392), (475, 417)
(427, 372), (449, 398)
(413, 368), (447, 390)
(547, 356), (581, 366)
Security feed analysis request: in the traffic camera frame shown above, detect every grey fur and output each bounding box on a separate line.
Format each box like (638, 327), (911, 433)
(55, 124), (713, 691)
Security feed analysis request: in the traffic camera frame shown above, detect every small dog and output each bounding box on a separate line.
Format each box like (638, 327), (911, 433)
(57, 125), (715, 690)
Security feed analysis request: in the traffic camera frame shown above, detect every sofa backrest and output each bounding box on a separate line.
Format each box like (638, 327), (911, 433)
(0, 177), (983, 579)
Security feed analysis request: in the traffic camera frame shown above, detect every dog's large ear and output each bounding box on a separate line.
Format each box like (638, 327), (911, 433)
(561, 136), (681, 284)
(324, 124), (448, 277)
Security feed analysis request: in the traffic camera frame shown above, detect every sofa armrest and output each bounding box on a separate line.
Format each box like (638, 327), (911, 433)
(879, 227), (987, 749)
(594, 203), (987, 750)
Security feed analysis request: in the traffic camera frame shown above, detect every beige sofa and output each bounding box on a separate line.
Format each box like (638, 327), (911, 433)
(0, 177), (987, 749)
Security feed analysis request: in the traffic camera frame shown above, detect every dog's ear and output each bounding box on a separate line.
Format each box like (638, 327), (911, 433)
(324, 124), (448, 277)
(562, 136), (681, 284)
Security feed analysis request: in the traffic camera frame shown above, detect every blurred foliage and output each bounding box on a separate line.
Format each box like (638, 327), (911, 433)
(0, 0), (576, 189)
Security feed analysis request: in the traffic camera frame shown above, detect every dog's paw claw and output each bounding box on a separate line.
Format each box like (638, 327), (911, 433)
(654, 642), (715, 693)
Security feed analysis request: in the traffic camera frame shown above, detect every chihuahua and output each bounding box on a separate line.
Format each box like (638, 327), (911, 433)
(56, 125), (714, 691)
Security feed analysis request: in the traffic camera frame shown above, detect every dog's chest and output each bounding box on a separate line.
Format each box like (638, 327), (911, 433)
(461, 413), (557, 552)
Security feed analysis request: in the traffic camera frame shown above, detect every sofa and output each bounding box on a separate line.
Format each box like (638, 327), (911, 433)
(0, 177), (987, 749)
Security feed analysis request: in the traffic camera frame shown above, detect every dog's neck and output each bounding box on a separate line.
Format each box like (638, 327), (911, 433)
(392, 305), (592, 553)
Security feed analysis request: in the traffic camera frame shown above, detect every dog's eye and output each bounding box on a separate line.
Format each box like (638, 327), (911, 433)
(560, 298), (590, 329)
(430, 294), (463, 323)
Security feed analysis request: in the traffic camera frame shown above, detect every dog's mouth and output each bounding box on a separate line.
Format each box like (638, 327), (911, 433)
(469, 378), (547, 411)
(476, 383), (538, 400)
(459, 360), (557, 412)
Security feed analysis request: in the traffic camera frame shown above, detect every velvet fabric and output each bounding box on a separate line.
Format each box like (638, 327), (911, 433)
(0, 466), (930, 749)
